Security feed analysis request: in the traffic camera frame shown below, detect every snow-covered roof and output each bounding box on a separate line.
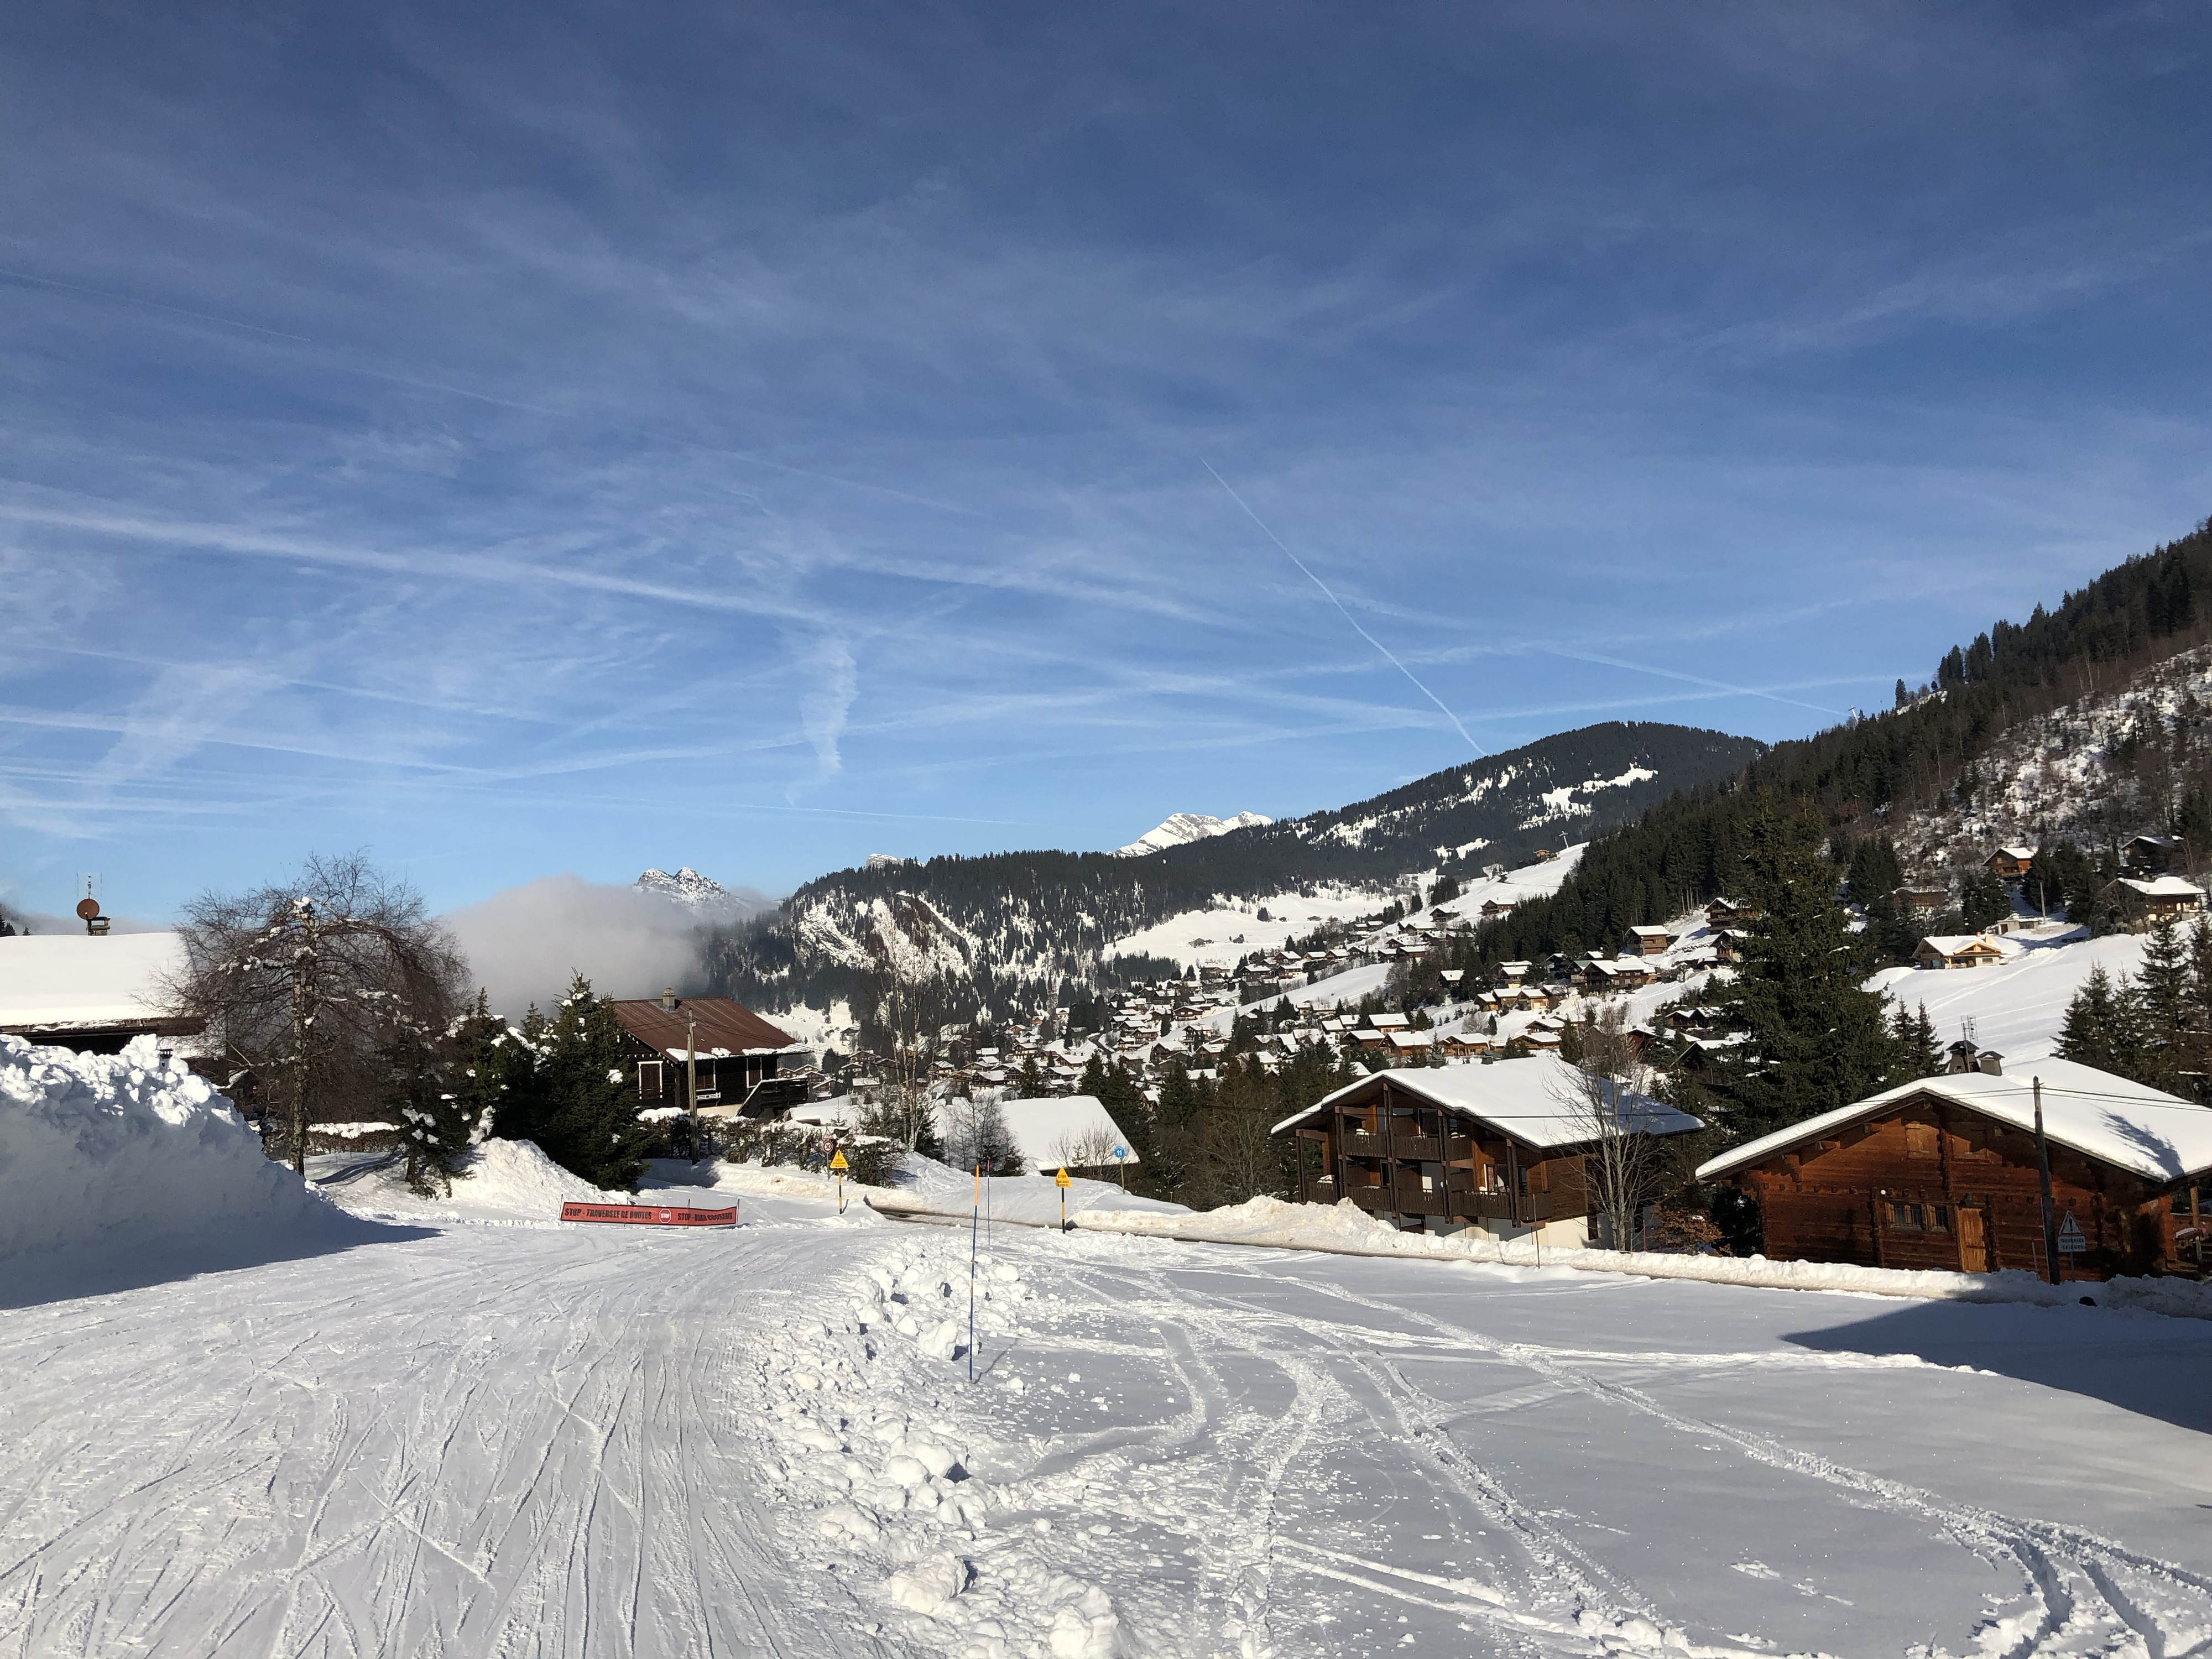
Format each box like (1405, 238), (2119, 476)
(0, 932), (188, 1032)
(937, 1094), (1142, 1169)
(1272, 1056), (1703, 1150)
(1697, 1058), (2212, 1186)
(1917, 933), (2002, 956)
(1994, 844), (2038, 862)
(2113, 876), (2205, 900)
(1627, 925), (1672, 939)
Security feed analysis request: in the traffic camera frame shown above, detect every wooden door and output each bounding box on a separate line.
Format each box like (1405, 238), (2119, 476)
(1957, 1206), (1989, 1273)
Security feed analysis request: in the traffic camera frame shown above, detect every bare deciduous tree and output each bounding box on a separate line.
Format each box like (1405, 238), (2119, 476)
(1552, 1005), (1669, 1251)
(164, 852), (468, 1174)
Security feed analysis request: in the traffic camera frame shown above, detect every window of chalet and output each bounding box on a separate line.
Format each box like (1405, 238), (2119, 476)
(638, 1060), (664, 1100)
(1888, 1201), (1949, 1232)
(1903, 1122), (1939, 1159)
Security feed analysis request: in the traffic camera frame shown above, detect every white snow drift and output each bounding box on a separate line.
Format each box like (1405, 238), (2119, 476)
(0, 1034), (333, 1264)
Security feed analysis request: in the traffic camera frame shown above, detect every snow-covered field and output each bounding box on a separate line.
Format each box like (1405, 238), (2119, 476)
(8, 1159), (2212, 1655)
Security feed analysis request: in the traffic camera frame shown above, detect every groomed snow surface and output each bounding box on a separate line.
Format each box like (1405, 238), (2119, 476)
(8, 1039), (2212, 1654)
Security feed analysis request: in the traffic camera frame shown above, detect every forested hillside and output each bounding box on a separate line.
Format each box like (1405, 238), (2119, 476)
(1472, 516), (2212, 968)
(702, 721), (1760, 1035)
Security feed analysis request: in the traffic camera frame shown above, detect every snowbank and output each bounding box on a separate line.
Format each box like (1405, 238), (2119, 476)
(877, 1155), (1185, 1229)
(1076, 1195), (2212, 1319)
(0, 1033), (348, 1271)
(322, 1138), (625, 1225)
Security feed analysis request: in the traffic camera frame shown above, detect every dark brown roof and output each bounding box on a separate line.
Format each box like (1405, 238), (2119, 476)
(609, 996), (799, 1058)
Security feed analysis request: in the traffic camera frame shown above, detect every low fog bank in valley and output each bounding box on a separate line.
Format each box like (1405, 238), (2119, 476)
(441, 873), (771, 1019)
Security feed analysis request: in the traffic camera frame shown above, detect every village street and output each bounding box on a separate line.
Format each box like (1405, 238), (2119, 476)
(5, 1190), (2212, 1658)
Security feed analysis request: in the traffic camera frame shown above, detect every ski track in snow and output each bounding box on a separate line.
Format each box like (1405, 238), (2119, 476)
(7, 1202), (2212, 1657)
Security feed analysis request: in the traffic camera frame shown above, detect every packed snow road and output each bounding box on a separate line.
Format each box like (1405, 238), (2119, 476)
(6, 1188), (2212, 1658)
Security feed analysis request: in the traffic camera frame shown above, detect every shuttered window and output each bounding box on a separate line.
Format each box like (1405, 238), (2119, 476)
(638, 1060), (664, 1100)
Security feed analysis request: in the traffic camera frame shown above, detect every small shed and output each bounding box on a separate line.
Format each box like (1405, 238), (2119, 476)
(1892, 886), (1949, 920)
(1697, 1058), (2212, 1279)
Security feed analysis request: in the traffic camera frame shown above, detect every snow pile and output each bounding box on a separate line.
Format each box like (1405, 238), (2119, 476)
(0, 1034), (335, 1264)
(324, 1137), (624, 1225)
(883, 1155), (1185, 1227)
(748, 1232), (1123, 1655)
(1078, 1195), (2212, 1319)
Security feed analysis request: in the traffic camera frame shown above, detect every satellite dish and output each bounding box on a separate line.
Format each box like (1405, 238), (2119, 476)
(75, 898), (101, 921)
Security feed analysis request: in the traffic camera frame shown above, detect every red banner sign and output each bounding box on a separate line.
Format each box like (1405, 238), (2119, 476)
(559, 1201), (738, 1228)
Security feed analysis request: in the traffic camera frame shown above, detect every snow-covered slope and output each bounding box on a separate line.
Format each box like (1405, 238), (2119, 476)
(1895, 644), (2212, 875)
(1112, 811), (1271, 858)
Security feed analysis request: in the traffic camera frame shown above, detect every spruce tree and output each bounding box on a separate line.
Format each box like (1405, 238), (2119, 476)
(1959, 869), (2011, 931)
(531, 974), (653, 1190)
(2133, 917), (2193, 1089)
(1702, 804), (1898, 1144)
(2056, 967), (2139, 1077)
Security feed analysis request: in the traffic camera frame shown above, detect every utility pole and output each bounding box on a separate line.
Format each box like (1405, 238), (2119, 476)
(2033, 1075), (2061, 1286)
(288, 898), (317, 1176)
(686, 1007), (700, 1166)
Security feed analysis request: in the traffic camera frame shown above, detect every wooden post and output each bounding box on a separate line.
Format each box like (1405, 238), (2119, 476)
(2034, 1076), (2061, 1286)
(685, 1009), (700, 1164)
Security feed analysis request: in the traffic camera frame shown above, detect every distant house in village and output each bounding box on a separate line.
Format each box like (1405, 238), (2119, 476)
(1274, 1057), (1700, 1241)
(1985, 844), (2038, 882)
(2102, 876), (2208, 932)
(2125, 834), (2182, 875)
(610, 989), (810, 1119)
(1697, 1057), (2212, 1280)
(1913, 935), (2005, 971)
(1623, 925), (1673, 957)
(1584, 955), (1656, 990)
(1496, 961), (1532, 985)
(1892, 886), (1949, 921)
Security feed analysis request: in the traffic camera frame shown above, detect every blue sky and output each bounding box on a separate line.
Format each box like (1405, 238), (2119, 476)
(3, 3), (2208, 920)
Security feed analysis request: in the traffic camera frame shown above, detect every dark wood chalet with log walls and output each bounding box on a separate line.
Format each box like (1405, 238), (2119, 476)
(1698, 1057), (2212, 1281)
(609, 989), (810, 1119)
(1272, 1057), (1702, 1244)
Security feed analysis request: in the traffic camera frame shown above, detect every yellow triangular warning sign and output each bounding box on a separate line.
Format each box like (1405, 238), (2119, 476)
(829, 1150), (849, 1172)
(1055, 1167), (1072, 1188)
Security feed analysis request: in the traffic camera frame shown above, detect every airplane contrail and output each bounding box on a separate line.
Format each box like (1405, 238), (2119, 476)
(1201, 458), (1488, 758)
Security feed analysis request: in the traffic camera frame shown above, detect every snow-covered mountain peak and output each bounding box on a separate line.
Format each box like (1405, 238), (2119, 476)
(635, 867), (735, 911)
(1112, 811), (1272, 858)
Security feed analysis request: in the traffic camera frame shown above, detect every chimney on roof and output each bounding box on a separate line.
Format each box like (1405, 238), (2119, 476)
(1978, 1050), (2004, 1077)
(1944, 1039), (1980, 1074)
(659, 987), (677, 1013)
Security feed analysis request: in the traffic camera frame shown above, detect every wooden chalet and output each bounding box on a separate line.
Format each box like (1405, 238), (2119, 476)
(1705, 896), (1752, 927)
(1985, 844), (2038, 882)
(610, 989), (809, 1119)
(1913, 933), (2004, 971)
(1624, 925), (1673, 957)
(2103, 875), (2208, 932)
(2125, 834), (2182, 875)
(1585, 954), (1656, 989)
(1892, 886), (1948, 921)
(1697, 1058), (2212, 1280)
(0, 932), (200, 1056)
(1275, 1058), (1700, 1239)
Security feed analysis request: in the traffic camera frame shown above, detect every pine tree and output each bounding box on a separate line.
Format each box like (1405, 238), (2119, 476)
(393, 991), (507, 1194)
(1701, 804), (1899, 1144)
(1016, 1053), (1046, 1096)
(1891, 1001), (1941, 1079)
(1959, 869), (2011, 931)
(530, 974), (653, 1190)
(2134, 917), (2193, 1089)
(2056, 967), (2138, 1076)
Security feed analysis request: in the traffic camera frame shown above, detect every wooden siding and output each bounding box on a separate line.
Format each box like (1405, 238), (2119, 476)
(1734, 1093), (2183, 1280)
